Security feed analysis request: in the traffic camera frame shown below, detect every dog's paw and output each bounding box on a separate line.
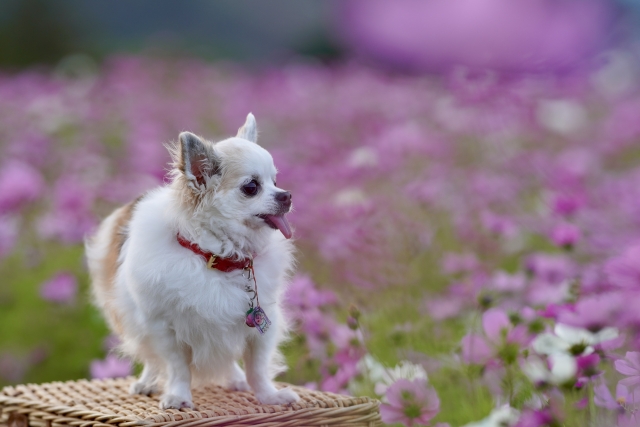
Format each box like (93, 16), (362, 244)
(130, 381), (158, 396)
(227, 379), (250, 392)
(256, 387), (300, 405)
(159, 394), (194, 410)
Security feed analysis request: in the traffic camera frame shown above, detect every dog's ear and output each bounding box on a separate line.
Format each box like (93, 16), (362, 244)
(236, 113), (258, 143)
(175, 132), (221, 187)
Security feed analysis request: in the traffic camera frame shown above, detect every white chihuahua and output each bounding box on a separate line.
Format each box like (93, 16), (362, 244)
(86, 114), (299, 409)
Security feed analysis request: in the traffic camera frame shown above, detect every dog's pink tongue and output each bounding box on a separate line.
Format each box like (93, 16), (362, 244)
(267, 214), (292, 239)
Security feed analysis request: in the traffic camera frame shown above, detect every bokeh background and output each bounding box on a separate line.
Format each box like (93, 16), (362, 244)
(2, 1), (640, 425)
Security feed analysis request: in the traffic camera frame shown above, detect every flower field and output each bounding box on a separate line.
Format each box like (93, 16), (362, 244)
(1, 55), (640, 426)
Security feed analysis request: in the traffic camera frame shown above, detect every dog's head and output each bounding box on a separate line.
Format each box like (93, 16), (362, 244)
(168, 113), (292, 240)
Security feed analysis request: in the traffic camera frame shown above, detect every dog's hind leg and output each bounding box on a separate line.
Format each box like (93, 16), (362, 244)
(146, 324), (194, 410)
(130, 362), (160, 396)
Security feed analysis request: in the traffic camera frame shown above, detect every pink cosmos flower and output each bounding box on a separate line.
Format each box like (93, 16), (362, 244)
(40, 272), (78, 304)
(594, 379), (640, 427)
(425, 296), (465, 320)
(481, 211), (518, 238)
(556, 293), (623, 332)
(37, 176), (97, 244)
(0, 161), (45, 214)
(575, 353), (600, 377)
(549, 222), (581, 248)
(514, 409), (552, 427)
(286, 274), (337, 313)
(380, 378), (440, 427)
(338, 0), (613, 73)
(90, 354), (132, 379)
(0, 352), (28, 383)
(550, 193), (585, 216)
(489, 271), (527, 293)
(604, 242), (640, 289)
(615, 352), (640, 389)
(525, 253), (574, 284)
(441, 252), (479, 275)
(461, 334), (493, 365)
(461, 308), (529, 365)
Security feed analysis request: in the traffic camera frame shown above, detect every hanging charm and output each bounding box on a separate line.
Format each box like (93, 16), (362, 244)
(245, 306), (271, 334)
(243, 260), (270, 334)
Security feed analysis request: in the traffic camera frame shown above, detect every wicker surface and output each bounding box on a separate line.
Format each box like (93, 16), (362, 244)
(0, 377), (381, 427)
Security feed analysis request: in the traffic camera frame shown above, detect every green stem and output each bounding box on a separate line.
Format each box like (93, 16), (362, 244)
(506, 366), (514, 407)
(588, 381), (596, 426)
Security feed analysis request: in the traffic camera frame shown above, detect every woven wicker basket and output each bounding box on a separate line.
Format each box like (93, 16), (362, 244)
(0, 377), (381, 427)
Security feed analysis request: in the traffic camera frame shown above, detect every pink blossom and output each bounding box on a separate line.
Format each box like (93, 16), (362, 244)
(37, 176), (97, 244)
(90, 354), (132, 379)
(549, 222), (581, 248)
(489, 271), (527, 293)
(461, 334), (493, 365)
(604, 242), (640, 289)
(594, 379), (640, 427)
(515, 406), (561, 427)
(615, 352), (640, 389)
(425, 296), (464, 320)
(575, 353), (600, 377)
(441, 252), (479, 275)
(339, 0), (614, 73)
(482, 309), (513, 343)
(550, 193), (585, 216)
(286, 275), (337, 313)
(0, 161), (44, 214)
(481, 211), (518, 238)
(556, 293), (623, 331)
(40, 272), (78, 304)
(525, 253), (574, 284)
(0, 352), (28, 383)
(461, 309), (529, 366)
(380, 379), (440, 427)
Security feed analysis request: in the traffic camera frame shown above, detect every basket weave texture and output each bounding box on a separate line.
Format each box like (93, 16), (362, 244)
(0, 377), (381, 427)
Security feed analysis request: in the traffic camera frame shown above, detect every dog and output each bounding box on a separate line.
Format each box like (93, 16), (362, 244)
(85, 113), (300, 409)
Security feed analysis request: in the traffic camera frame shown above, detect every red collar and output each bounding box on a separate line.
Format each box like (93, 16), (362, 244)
(176, 234), (253, 272)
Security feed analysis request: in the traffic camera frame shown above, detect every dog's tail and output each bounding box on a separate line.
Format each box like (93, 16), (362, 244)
(85, 197), (143, 336)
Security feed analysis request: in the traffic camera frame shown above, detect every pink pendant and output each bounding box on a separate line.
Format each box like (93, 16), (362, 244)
(245, 309), (256, 327)
(245, 306), (271, 334)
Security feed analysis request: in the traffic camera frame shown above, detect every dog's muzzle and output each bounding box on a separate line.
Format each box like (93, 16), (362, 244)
(275, 191), (292, 212)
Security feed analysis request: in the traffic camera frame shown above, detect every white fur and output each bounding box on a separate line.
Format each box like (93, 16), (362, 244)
(86, 114), (299, 409)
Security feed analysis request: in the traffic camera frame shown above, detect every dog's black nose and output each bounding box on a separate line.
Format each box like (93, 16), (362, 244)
(275, 191), (292, 203)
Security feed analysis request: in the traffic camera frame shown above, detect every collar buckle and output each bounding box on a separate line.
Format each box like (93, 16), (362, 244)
(206, 254), (218, 269)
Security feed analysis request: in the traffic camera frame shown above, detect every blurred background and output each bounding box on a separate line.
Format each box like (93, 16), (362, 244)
(2, 1), (640, 425)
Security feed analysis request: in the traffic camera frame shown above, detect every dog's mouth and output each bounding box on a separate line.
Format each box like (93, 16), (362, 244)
(257, 214), (292, 239)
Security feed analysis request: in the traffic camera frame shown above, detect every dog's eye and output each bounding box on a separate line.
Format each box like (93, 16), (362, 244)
(242, 180), (259, 197)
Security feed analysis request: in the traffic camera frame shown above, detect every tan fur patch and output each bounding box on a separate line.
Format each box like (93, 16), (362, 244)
(216, 144), (253, 193)
(217, 167), (246, 193)
(99, 195), (143, 334)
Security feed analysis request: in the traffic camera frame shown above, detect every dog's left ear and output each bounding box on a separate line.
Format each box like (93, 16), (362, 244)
(236, 113), (258, 143)
(175, 132), (221, 188)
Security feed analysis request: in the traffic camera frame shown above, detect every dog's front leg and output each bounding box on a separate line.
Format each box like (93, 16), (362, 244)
(149, 323), (193, 409)
(244, 328), (299, 405)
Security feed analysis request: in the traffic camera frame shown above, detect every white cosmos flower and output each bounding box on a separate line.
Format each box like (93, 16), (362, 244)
(357, 355), (428, 396)
(522, 353), (577, 385)
(462, 405), (520, 427)
(359, 354), (386, 383)
(374, 360), (428, 395)
(532, 323), (618, 357)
